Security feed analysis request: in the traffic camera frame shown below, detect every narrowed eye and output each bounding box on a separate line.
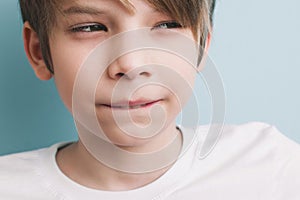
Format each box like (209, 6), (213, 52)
(153, 21), (182, 30)
(71, 23), (108, 33)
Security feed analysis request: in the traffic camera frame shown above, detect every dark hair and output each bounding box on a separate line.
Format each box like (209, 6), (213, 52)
(19, 0), (216, 73)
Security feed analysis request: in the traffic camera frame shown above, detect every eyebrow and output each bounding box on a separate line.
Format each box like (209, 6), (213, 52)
(63, 6), (107, 16)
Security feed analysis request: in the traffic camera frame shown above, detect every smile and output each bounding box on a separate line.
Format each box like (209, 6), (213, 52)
(103, 100), (162, 110)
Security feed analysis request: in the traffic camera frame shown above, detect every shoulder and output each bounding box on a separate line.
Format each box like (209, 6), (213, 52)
(196, 122), (299, 147)
(196, 121), (300, 162)
(191, 122), (300, 198)
(218, 122), (300, 152)
(0, 143), (67, 199)
(0, 148), (43, 179)
(0, 142), (69, 174)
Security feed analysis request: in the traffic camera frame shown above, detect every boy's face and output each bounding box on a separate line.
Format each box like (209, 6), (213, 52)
(44, 0), (200, 148)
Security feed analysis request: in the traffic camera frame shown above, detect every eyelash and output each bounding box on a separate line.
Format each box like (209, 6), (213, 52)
(152, 21), (182, 30)
(69, 21), (182, 33)
(70, 23), (108, 33)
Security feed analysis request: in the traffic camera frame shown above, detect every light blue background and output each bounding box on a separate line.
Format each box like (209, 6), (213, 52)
(0, 0), (299, 155)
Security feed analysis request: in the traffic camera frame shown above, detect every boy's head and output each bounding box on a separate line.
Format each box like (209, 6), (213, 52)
(19, 0), (217, 160)
(19, 0), (216, 73)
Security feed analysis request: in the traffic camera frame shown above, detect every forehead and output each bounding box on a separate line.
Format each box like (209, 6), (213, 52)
(59, 0), (156, 13)
(51, 0), (201, 40)
(54, 0), (171, 26)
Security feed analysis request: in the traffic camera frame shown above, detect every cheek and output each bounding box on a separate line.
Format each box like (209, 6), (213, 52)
(50, 44), (90, 112)
(150, 50), (197, 86)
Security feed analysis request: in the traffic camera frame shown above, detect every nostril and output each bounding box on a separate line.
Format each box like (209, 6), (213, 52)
(140, 71), (150, 77)
(116, 72), (125, 78)
(112, 68), (152, 80)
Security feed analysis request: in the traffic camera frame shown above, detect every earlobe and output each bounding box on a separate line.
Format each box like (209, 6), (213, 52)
(23, 22), (53, 80)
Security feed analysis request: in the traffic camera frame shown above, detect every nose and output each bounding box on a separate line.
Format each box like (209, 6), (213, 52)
(107, 51), (153, 80)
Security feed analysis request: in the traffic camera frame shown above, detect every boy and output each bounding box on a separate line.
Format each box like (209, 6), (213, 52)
(1, 0), (300, 199)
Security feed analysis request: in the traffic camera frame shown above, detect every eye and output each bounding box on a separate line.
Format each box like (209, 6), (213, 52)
(152, 21), (182, 30)
(70, 23), (108, 33)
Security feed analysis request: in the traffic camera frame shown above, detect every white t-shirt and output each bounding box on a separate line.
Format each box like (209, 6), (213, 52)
(0, 122), (300, 200)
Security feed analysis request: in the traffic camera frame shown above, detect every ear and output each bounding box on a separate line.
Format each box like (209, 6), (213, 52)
(205, 32), (212, 51)
(23, 22), (53, 80)
(197, 33), (212, 72)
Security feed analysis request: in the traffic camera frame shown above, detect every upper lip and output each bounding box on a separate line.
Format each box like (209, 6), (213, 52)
(102, 99), (161, 108)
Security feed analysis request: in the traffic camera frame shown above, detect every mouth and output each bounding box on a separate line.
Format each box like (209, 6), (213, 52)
(101, 99), (162, 110)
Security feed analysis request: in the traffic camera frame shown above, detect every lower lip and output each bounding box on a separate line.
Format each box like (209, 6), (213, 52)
(103, 100), (161, 110)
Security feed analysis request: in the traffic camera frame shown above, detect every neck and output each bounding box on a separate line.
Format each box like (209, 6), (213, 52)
(56, 124), (182, 191)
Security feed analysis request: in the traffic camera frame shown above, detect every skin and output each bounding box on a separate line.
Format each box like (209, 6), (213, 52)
(23, 0), (210, 191)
